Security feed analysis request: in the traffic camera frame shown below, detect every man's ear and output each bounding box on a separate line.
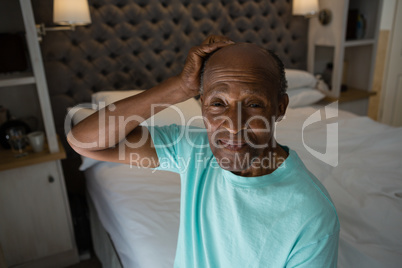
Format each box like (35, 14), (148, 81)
(200, 95), (204, 105)
(276, 94), (289, 122)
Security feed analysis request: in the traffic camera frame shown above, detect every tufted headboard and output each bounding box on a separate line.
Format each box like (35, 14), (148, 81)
(32, 0), (307, 158)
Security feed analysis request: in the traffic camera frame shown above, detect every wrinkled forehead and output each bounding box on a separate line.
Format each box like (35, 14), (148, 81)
(203, 43), (280, 94)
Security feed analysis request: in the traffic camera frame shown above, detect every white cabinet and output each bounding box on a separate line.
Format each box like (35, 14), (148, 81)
(308, 0), (383, 115)
(0, 161), (78, 267)
(0, 0), (79, 267)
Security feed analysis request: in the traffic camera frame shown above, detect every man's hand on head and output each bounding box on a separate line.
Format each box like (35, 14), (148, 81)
(177, 35), (234, 99)
(201, 35), (234, 45)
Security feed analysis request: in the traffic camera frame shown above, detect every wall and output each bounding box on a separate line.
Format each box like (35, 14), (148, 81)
(368, 0), (396, 120)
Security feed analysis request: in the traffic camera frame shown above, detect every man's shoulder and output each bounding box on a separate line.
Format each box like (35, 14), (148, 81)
(286, 149), (339, 226)
(149, 124), (210, 157)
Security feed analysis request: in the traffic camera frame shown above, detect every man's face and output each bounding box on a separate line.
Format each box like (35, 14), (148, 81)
(200, 44), (288, 176)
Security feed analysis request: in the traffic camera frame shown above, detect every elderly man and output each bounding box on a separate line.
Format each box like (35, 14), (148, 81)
(68, 36), (339, 267)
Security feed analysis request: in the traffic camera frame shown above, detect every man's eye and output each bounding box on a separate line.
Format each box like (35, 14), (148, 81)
(211, 102), (224, 107)
(249, 103), (262, 108)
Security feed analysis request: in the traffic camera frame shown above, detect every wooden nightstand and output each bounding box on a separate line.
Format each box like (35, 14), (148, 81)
(0, 139), (79, 267)
(318, 88), (377, 115)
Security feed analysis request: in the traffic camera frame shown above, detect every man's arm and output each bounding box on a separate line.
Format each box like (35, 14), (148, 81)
(67, 36), (233, 167)
(286, 231), (339, 268)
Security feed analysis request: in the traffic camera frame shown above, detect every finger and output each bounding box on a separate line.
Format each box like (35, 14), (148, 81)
(185, 42), (233, 71)
(202, 35), (234, 45)
(183, 41), (234, 78)
(194, 41), (234, 58)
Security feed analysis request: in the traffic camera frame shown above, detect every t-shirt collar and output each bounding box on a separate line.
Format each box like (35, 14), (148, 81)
(220, 146), (297, 187)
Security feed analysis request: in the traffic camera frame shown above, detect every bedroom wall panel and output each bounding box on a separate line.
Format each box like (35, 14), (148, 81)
(31, 0), (308, 156)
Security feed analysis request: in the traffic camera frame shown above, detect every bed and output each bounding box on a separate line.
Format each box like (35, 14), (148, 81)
(33, 0), (402, 267)
(68, 86), (402, 268)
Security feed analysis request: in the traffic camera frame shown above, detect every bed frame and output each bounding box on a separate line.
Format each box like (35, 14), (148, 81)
(87, 189), (123, 268)
(33, 0), (308, 265)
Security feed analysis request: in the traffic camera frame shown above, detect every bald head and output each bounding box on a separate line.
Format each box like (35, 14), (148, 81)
(200, 43), (287, 98)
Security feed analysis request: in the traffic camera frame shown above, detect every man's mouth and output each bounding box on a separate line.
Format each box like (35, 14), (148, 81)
(218, 139), (247, 151)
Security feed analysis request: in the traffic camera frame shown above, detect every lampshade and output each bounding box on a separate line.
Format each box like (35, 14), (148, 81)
(292, 0), (319, 16)
(53, 0), (91, 25)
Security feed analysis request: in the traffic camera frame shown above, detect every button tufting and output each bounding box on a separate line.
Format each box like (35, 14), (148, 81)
(42, 0), (308, 124)
(129, 20), (137, 26)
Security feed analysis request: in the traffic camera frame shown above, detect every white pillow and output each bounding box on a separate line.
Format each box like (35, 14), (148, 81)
(285, 69), (317, 89)
(68, 106), (97, 125)
(287, 88), (325, 108)
(92, 90), (144, 105)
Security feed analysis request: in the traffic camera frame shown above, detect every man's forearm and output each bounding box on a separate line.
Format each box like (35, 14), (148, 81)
(67, 75), (189, 151)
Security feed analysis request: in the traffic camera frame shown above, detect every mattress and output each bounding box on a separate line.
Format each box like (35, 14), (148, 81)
(86, 106), (402, 268)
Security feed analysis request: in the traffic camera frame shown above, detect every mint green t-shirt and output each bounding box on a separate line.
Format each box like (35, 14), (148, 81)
(149, 125), (340, 268)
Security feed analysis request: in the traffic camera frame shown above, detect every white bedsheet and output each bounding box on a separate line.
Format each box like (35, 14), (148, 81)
(86, 106), (402, 268)
(85, 165), (181, 268)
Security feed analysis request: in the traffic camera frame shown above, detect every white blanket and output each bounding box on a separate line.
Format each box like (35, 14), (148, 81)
(86, 106), (402, 268)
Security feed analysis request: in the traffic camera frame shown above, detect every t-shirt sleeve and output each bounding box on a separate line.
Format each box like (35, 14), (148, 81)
(286, 231), (339, 268)
(147, 124), (183, 173)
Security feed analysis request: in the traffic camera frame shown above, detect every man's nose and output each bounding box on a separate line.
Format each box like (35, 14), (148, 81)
(222, 102), (247, 134)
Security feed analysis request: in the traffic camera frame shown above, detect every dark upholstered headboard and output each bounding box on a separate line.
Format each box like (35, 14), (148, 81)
(32, 0), (307, 158)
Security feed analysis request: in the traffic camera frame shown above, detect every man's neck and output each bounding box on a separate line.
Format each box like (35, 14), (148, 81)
(232, 144), (289, 177)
